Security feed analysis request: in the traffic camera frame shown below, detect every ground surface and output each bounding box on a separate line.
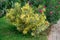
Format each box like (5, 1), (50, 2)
(48, 20), (60, 40)
(0, 17), (47, 40)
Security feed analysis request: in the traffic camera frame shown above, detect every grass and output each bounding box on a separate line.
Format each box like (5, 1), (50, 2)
(0, 17), (48, 40)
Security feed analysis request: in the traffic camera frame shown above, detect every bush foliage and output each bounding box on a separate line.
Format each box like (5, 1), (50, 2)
(6, 2), (50, 36)
(0, 0), (60, 36)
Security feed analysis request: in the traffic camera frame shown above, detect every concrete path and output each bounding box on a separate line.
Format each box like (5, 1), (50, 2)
(48, 20), (60, 40)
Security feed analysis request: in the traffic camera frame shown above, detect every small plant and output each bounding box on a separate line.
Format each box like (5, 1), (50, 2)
(6, 2), (50, 36)
(45, 0), (60, 23)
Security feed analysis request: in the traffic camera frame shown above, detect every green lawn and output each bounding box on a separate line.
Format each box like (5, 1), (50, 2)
(0, 17), (48, 40)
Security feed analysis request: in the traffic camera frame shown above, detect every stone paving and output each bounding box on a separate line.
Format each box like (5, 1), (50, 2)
(48, 20), (60, 40)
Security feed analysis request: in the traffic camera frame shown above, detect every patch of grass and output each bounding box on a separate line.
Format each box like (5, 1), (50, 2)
(0, 17), (48, 40)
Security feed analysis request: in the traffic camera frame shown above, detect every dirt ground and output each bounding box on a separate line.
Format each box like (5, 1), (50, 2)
(48, 20), (60, 40)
